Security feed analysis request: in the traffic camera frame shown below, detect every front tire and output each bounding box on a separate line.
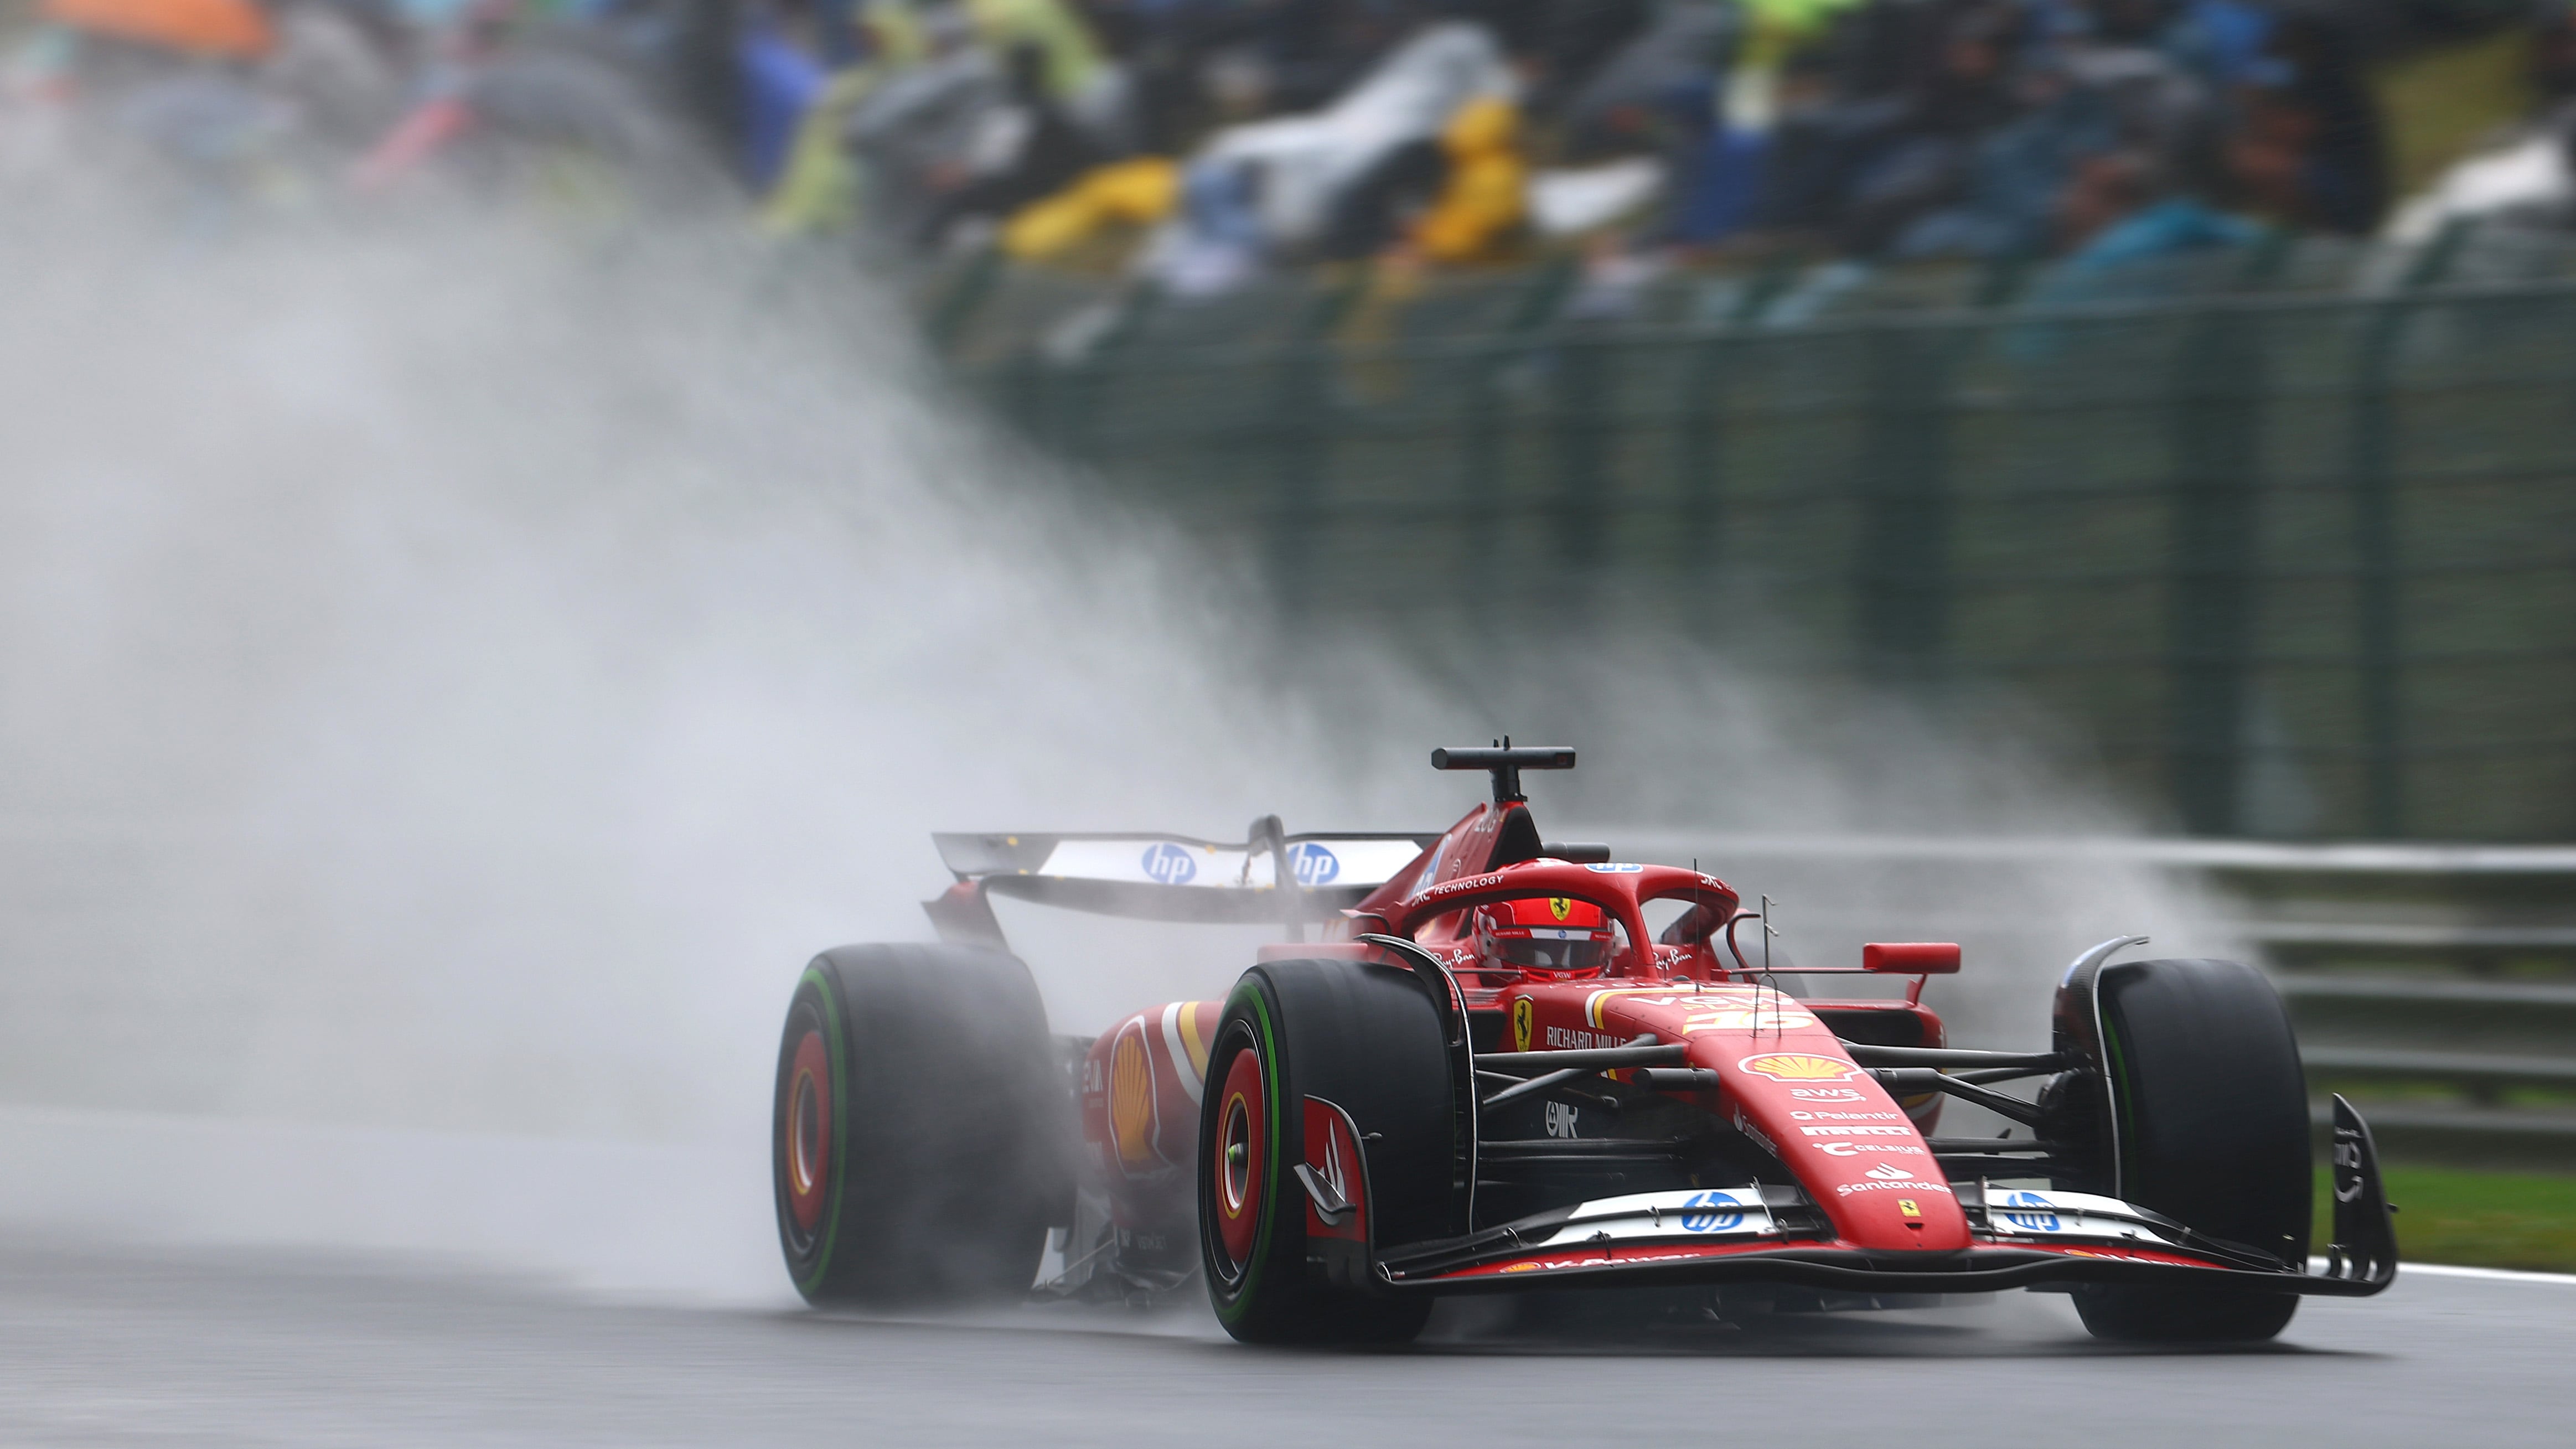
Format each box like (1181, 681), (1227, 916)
(773, 943), (1069, 1305)
(1198, 958), (1458, 1346)
(2065, 957), (2309, 1343)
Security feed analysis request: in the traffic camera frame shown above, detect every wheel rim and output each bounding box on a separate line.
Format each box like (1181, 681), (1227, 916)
(1211, 1039), (1266, 1281)
(783, 1026), (833, 1242)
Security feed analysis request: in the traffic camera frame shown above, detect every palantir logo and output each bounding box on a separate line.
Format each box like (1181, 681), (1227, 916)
(1140, 842), (1198, 884)
(1286, 841), (1339, 887)
(1680, 1191), (1744, 1233)
(1999, 1191), (2061, 1233)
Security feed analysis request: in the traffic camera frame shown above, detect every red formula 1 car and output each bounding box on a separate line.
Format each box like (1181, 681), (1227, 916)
(772, 746), (2396, 1344)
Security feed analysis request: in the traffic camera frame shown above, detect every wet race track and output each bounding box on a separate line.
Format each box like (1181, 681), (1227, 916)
(3, 1236), (2568, 1449)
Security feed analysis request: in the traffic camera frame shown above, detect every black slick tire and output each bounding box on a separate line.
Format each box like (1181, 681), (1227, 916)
(2068, 957), (2309, 1344)
(1197, 958), (1456, 1346)
(773, 943), (1069, 1305)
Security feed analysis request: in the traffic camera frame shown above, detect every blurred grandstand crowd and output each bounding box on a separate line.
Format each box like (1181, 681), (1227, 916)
(733, 0), (2576, 296)
(13, 0), (2576, 289)
(0, 0), (710, 208)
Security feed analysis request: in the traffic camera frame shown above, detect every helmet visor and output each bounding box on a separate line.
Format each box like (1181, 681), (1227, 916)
(1494, 932), (1610, 971)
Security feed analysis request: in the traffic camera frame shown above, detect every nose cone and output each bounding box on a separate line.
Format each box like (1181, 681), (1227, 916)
(1718, 1049), (1971, 1251)
(1580, 991), (1973, 1251)
(1806, 1154), (1971, 1250)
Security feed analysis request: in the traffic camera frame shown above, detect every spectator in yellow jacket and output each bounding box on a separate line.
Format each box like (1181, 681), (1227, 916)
(1407, 95), (1528, 265)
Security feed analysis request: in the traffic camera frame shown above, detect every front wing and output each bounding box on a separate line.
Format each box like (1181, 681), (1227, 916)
(1373, 1097), (2398, 1300)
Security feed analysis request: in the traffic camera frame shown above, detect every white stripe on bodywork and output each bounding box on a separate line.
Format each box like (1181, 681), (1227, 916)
(1528, 1189), (1781, 1248)
(1978, 1188), (2181, 1248)
(1162, 1002), (1203, 1105)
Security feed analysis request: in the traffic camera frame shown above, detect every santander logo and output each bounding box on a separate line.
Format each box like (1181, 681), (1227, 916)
(1864, 1162), (1913, 1181)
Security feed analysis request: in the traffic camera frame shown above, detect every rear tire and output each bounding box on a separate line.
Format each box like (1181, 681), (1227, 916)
(773, 943), (1069, 1305)
(2066, 957), (2308, 1344)
(1198, 958), (1457, 1346)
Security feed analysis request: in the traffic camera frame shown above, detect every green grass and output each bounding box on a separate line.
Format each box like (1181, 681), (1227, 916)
(2320, 1166), (2576, 1274)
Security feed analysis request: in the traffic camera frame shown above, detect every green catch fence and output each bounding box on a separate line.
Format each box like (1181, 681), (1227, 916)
(932, 227), (2576, 842)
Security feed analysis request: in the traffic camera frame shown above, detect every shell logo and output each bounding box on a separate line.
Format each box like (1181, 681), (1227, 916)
(1110, 1026), (1158, 1169)
(1736, 1052), (1861, 1083)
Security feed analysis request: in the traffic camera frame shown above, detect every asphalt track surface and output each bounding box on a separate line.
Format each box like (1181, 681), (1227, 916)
(3, 1236), (2570, 1448)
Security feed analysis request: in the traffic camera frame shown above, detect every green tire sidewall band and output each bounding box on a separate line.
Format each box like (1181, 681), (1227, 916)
(1215, 976), (1282, 1326)
(2101, 1011), (2134, 1196)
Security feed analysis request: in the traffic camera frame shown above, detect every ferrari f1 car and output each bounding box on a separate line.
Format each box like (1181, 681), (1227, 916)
(772, 745), (2396, 1344)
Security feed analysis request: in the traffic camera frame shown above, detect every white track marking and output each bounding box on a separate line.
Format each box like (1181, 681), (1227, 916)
(2396, 1262), (2576, 1286)
(2306, 1256), (2576, 1286)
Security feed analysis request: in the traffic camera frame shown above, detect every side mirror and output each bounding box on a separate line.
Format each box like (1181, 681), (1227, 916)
(1863, 942), (1961, 975)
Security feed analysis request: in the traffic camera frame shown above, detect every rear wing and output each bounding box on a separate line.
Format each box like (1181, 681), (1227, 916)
(922, 821), (1437, 946)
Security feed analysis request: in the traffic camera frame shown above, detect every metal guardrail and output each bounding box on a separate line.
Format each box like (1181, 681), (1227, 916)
(2299, 1047), (2576, 1085)
(2278, 976), (2576, 1007)
(2186, 841), (2576, 1153)
(2255, 923), (2576, 950)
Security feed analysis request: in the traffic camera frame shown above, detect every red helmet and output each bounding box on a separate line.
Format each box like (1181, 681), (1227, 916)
(1473, 896), (1613, 975)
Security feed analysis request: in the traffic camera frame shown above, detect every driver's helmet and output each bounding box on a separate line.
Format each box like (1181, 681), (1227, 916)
(1473, 896), (1613, 975)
